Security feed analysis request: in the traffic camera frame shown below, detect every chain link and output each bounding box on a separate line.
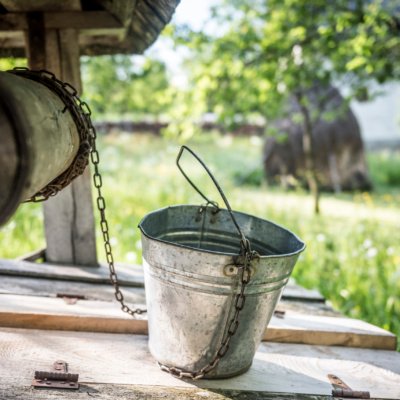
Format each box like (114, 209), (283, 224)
(10, 67), (145, 317)
(10, 68), (258, 379)
(89, 123), (146, 317)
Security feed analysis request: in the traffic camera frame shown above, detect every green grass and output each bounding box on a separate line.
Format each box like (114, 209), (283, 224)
(368, 151), (400, 189)
(1, 132), (399, 349)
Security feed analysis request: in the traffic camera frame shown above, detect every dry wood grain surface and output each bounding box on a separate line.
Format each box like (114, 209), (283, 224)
(0, 292), (396, 349)
(0, 328), (399, 399)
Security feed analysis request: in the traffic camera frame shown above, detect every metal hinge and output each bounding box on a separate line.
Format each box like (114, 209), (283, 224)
(328, 374), (370, 399)
(273, 309), (286, 319)
(32, 360), (79, 390)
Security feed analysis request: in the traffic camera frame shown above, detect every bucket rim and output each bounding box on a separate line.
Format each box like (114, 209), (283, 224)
(138, 204), (306, 258)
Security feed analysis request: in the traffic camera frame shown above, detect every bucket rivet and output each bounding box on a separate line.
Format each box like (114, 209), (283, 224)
(224, 265), (238, 276)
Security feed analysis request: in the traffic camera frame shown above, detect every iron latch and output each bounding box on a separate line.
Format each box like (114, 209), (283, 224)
(273, 309), (286, 319)
(328, 374), (370, 399)
(32, 360), (79, 390)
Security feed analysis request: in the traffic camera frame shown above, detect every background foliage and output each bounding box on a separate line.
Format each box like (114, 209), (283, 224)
(81, 55), (172, 119)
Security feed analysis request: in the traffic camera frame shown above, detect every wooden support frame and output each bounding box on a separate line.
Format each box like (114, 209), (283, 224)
(25, 12), (98, 266)
(0, 11), (121, 30)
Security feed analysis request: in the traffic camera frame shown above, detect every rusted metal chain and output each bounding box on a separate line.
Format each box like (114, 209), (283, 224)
(89, 113), (146, 317)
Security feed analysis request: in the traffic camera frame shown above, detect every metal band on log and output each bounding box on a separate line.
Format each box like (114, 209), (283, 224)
(0, 71), (80, 225)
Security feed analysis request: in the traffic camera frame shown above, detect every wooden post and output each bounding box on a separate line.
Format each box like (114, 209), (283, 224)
(25, 14), (98, 266)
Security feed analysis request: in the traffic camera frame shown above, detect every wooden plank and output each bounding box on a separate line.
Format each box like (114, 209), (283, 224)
(24, 18), (94, 266)
(0, 293), (396, 349)
(0, 384), (330, 400)
(0, 12), (122, 31)
(0, 0), (180, 56)
(0, 0), (81, 12)
(0, 275), (146, 303)
(25, 12), (46, 71)
(0, 328), (399, 398)
(0, 293), (147, 334)
(44, 11), (121, 29)
(96, 0), (137, 27)
(0, 259), (144, 286)
(265, 311), (397, 349)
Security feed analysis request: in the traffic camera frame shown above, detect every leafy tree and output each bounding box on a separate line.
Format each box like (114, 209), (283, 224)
(0, 58), (27, 70)
(81, 55), (172, 119)
(173, 0), (400, 213)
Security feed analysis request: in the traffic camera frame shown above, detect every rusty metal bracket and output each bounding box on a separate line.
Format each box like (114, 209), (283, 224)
(273, 309), (286, 319)
(32, 360), (79, 390)
(328, 374), (370, 399)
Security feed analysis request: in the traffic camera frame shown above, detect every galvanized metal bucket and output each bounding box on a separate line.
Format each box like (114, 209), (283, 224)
(139, 146), (305, 379)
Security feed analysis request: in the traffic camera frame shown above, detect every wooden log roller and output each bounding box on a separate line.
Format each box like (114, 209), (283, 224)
(0, 68), (91, 226)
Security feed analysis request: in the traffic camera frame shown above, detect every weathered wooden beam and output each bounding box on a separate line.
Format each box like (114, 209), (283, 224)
(129, 0), (180, 54)
(0, 259), (145, 286)
(24, 15), (98, 266)
(25, 12), (45, 69)
(0, 0), (81, 12)
(0, 384), (332, 400)
(0, 292), (396, 349)
(44, 29), (97, 266)
(95, 0), (137, 28)
(1, 329), (399, 398)
(0, 11), (122, 31)
(0, 31), (133, 57)
(0, 0), (180, 56)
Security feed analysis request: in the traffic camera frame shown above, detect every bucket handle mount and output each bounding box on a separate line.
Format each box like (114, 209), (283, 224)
(176, 145), (248, 251)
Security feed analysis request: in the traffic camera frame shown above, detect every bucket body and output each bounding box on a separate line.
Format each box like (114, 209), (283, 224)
(139, 205), (305, 378)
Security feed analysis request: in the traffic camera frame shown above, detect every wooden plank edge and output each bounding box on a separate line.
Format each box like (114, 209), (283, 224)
(0, 312), (396, 350)
(0, 312), (148, 335)
(0, 11), (122, 31)
(0, 383), (332, 400)
(264, 327), (398, 351)
(0, 259), (145, 287)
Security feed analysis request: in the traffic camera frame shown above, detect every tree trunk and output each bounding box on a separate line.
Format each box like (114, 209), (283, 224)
(295, 93), (320, 214)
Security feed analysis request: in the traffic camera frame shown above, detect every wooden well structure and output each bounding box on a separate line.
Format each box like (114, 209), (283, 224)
(0, 0), (179, 266)
(0, 2), (399, 399)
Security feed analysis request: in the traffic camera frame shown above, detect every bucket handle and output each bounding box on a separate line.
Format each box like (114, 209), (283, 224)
(176, 145), (248, 250)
